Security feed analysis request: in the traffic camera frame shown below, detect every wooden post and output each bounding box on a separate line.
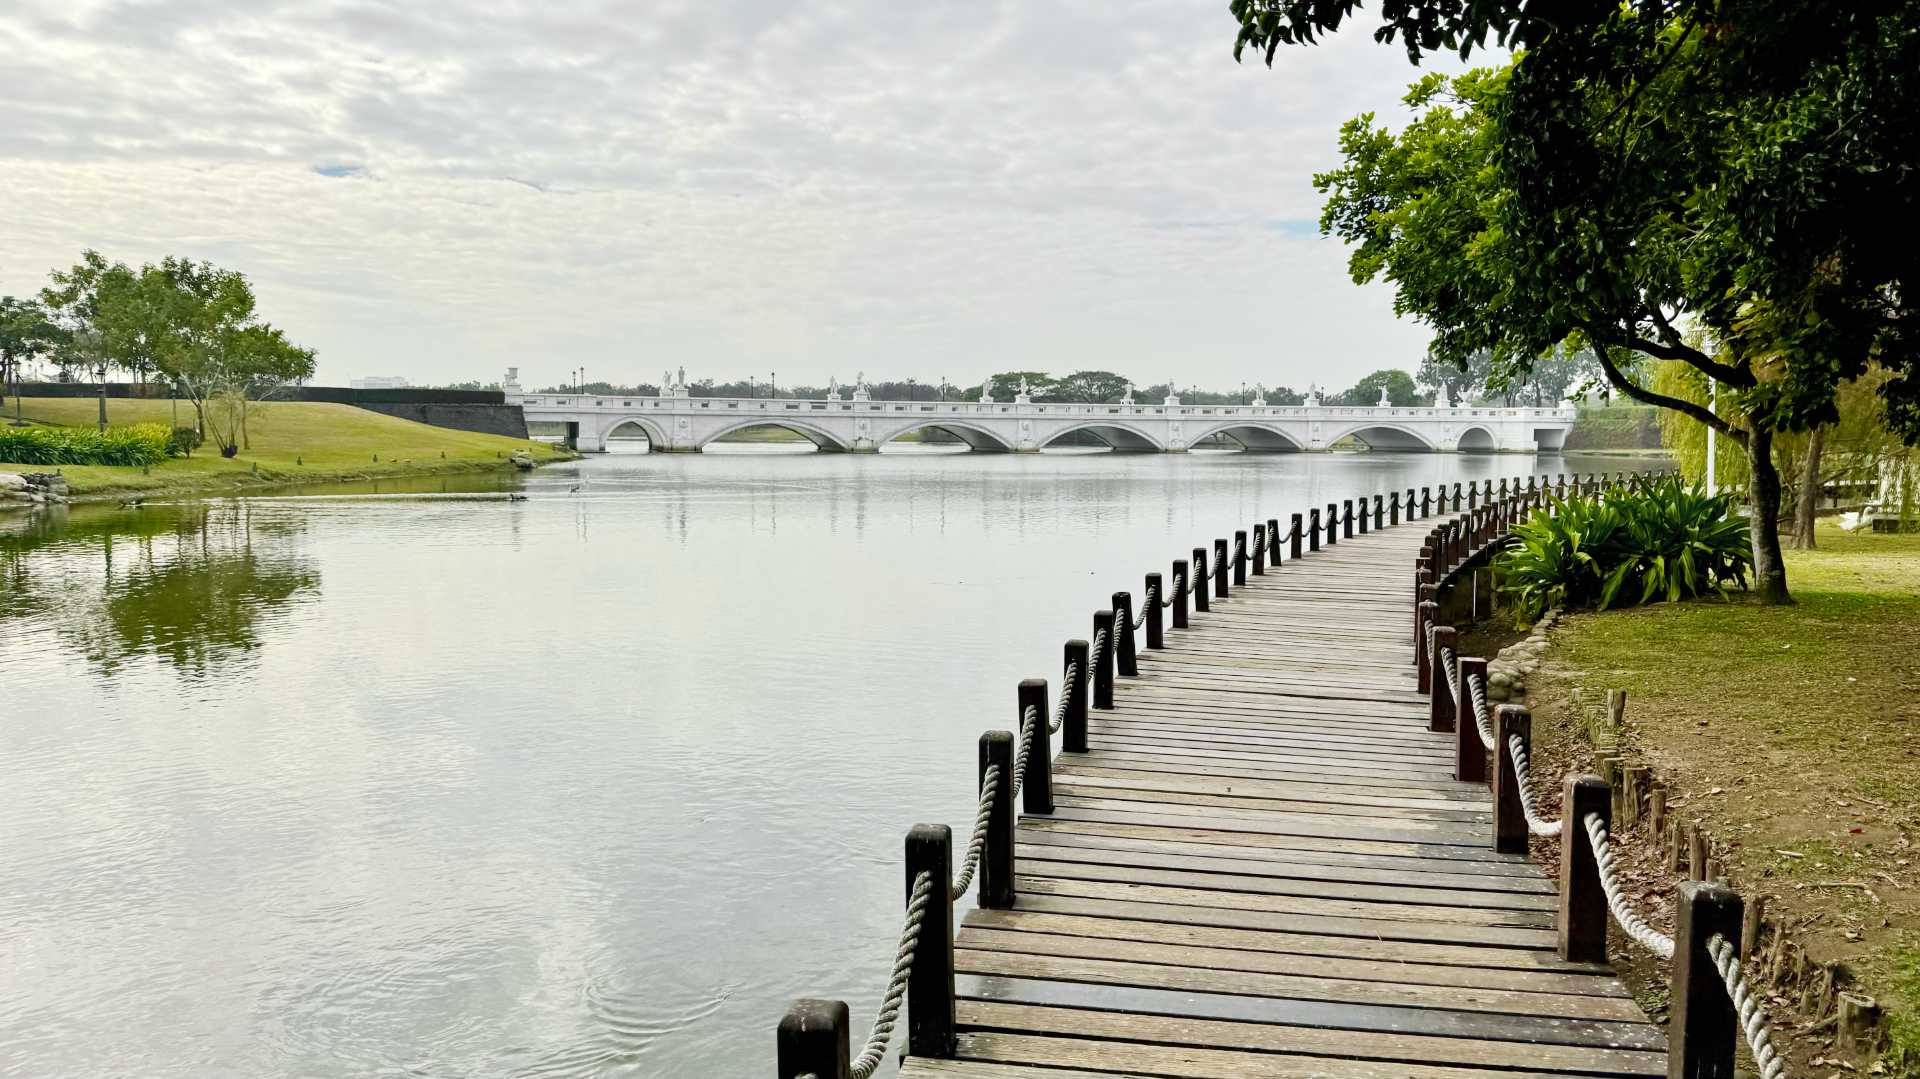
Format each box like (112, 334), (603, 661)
(1113, 591), (1139, 676)
(1267, 517), (1281, 565)
(1428, 626), (1457, 732)
(1190, 548), (1210, 612)
(777, 998), (850, 1079)
(1144, 573), (1165, 649)
(1469, 482), (1479, 509)
(1170, 560), (1190, 629)
(1456, 657), (1489, 782)
(905, 824), (956, 1058)
(1325, 503), (1338, 546)
(979, 730), (1015, 908)
(1493, 706), (1532, 853)
(1607, 689), (1628, 730)
(1416, 599), (1438, 693)
(1406, 488), (1416, 520)
(1213, 539), (1230, 599)
(1308, 509), (1321, 551)
(1390, 491), (1401, 525)
(1669, 881), (1743, 1079)
(1019, 679), (1053, 814)
(1233, 530), (1248, 585)
(1357, 497), (1369, 534)
(1421, 487), (1432, 517)
(1374, 493), (1384, 530)
(1740, 895), (1765, 960)
(1649, 785), (1667, 839)
(1251, 524), (1265, 574)
(1063, 639), (1089, 752)
(1689, 826), (1709, 882)
(1092, 610), (1116, 709)
(1560, 774), (1610, 964)
(1343, 499), (1355, 538)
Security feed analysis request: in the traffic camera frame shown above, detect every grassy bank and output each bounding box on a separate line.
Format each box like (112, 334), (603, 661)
(2, 397), (570, 500)
(1523, 524), (1920, 1072)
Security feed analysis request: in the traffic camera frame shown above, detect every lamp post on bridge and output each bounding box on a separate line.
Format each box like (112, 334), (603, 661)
(770, 372), (775, 399)
(908, 378), (916, 402)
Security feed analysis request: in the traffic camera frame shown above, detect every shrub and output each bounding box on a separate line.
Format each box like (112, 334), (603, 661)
(1497, 475), (1753, 621)
(168, 426), (202, 457)
(0, 423), (173, 467)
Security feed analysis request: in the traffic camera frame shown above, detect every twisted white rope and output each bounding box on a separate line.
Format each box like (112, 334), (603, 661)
(1436, 645), (1458, 701)
(1505, 733), (1563, 838)
(949, 764), (1000, 900)
(847, 868), (934, 1079)
(1161, 573), (1183, 607)
(1467, 670), (1493, 746)
(1707, 931), (1788, 1079)
(1582, 811), (1673, 958)
(1051, 661), (1077, 734)
(1013, 703), (1041, 793)
(1132, 586), (1154, 629)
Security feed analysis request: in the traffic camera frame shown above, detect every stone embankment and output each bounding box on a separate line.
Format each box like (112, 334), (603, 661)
(1, 471), (70, 505)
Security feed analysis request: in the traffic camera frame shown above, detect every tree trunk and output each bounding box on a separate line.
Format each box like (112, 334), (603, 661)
(1747, 426), (1792, 604)
(1792, 425), (1825, 549)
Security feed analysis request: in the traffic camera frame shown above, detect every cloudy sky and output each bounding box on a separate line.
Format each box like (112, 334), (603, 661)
(0, 1), (1449, 392)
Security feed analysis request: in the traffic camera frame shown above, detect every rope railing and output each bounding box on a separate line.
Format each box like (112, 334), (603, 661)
(1707, 932), (1788, 1079)
(948, 765), (999, 901)
(1505, 731), (1563, 838)
(1050, 662), (1077, 734)
(845, 869), (935, 1079)
(1466, 668), (1493, 745)
(1582, 812), (1668, 955)
(1160, 573), (1183, 607)
(1133, 586), (1154, 629)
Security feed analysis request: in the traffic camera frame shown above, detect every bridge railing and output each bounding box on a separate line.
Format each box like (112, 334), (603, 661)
(1424, 468), (1788, 1079)
(774, 469), (1623, 1078)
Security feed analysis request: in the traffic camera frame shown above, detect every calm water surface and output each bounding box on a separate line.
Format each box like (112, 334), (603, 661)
(0, 449), (1643, 1076)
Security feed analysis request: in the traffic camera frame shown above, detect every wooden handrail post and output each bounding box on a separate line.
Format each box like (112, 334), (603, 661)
(1455, 656), (1489, 782)
(1342, 499), (1355, 538)
(1144, 573), (1165, 648)
(1190, 548), (1210, 612)
(1113, 591), (1139, 676)
(1453, 482), (1464, 511)
(1170, 560), (1190, 628)
(1251, 524), (1266, 574)
(1468, 482), (1479, 509)
(1092, 610), (1116, 708)
(1412, 571), (1432, 662)
(1019, 679), (1054, 814)
(1390, 490), (1401, 525)
(1559, 773), (1610, 963)
(1416, 599), (1438, 693)
(1063, 639), (1089, 752)
(905, 824), (956, 1058)
(1405, 488), (1416, 520)
(1308, 509), (1321, 551)
(777, 998), (850, 1079)
(1214, 539), (1230, 599)
(1428, 625), (1457, 732)
(979, 730), (1016, 908)
(1373, 493), (1384, 530)
(1290, 513), (1304, 559)
(1493, 706), (1532, 853)
(1499, 477), (1509, 502)
(1233, 530), (1248, 585)
(1421, 486), (1432, 518)
(1356, 497), (1369, 534)
(1670, 880), (1744, 1079)
(1325, 502), (1338, 545)
(1267, 517), (1281, 565)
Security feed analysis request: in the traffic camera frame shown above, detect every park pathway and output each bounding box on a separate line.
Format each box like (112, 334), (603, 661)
(900, 521), (1666, 1078)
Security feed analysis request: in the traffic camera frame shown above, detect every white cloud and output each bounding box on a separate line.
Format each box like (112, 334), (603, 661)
(0, 0), (1449, 391)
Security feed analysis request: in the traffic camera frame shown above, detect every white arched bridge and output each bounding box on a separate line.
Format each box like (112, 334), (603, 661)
(511, 392), (1576, 454)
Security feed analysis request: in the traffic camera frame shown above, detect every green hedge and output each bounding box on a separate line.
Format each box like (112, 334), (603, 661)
(0, 423), (174, 466)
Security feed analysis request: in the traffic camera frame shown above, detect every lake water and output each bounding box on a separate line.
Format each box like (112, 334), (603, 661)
(0, 448), (1645, 1077)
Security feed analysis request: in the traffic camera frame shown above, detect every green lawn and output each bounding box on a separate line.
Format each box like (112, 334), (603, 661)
(2, 396), (569, 498)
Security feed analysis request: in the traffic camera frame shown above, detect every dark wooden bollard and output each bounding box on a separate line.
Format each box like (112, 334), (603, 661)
(979, 730), (1016, 908)
(1421, 487), (1432, 517)
(1415, 599), (1437, 693)
(1267, 517), (1281, 565)
(1499, 477), (1509, 501)
(1357, 498), (1369, 534)
(1493, 706), (1532, 853)
(905, 824), (956, 1058)
(1469, 482), (1479, 509)
(1308, 509), (1321, 552)
(1213, 539), (1229, 599)
(1251, 524), (1265, 574)
(1019, 679), (1053, 814)
(1453, 482), (1464, 511)
(1290, 513), (1304, 560)
(1062, 639), (1089, 752)
(1113, 591), (1138, 676)
(1144, 572), (1165, 649)
(1233, 531), (1248, 585)
(1343, 499), (1355, 538)
(1389, 491), (1400, 525)
(1670, 881), (1744, 1079)
(777, 998), (849, 1079)
(1559, 773), (1610, 963)
(1455, 656), (1489, 783)
(1427, 625), (1457, 733)
(1373, 493), (1384, 530)
(1410, 566), (1430, 661)
(1405, 488), (1416, 520)
(1190, 549), (1210, 612)
(1092, 610), (1116, 708)
(1170, 560), (1189, 629)
(1325, 503), (1338, 546)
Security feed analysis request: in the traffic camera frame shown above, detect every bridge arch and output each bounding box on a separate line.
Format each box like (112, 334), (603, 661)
(875, 419), (1015, 453)
(1038, 421), (1165, 453)
(1188, 422), (1306, 453)
(1325, 422), (1439, 453)
(600, 417), (669, 450)
(698, 418), (852, 453)
(1455, 425), (1497, 453)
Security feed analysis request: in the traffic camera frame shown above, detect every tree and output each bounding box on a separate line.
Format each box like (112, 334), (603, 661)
(1055, 370), (1132, 402)
(1236, 0), (1920, 603)
(0, 296), (64, 425)
(1336, 368), (1421, 407)
(977, 371), (1058, 402)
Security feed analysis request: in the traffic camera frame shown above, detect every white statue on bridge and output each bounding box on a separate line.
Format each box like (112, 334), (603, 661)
(979, 377), (995, 403)
(1014, 377), (1033, 404)
(1305, 383), (1320, 408)
(1251, 385), (1267, 407)
(1436, 381), (1454, 409)
(1378, 385), (1392, 408)
(1121, 382), (1135, 406)
(852, 371), (871, 402)
(826, 376), (841, 401)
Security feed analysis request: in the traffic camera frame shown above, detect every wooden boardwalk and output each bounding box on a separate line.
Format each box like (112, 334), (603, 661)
(900, 521), (1665, 1079)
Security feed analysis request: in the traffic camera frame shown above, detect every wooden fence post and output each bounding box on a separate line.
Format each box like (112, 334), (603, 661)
(1113, 592), (1139, 676)
(1357, 498), (1369, 534)
(1019, 679), (1053, 814)
(1416, 599), (1438, 693)
(1251, 524), (1266, 575)
(1063, 639), (1089, 752)
(1494, 706), (1532, 853)
(1233, 530), (1248, 585)
(777, 998), (850, 1079)
(1297, 513), (1311, 556)
(1560, 774), (1610, 963)
(1214, 539), (1230, 599)
(1669, 881), (1743, 1079)
(1421, 487), (1432, 517)
(1191, 548), (1210, 612)
(1469, 482), (1479, 509)
(1428, 626), (1457, 732)
(1144, 572), (1165, 649)
(1171, 560), (1190, 628)
(905, 824), (956, 1058)
(1092, 610), (1115, 709)
(1374, 494), (1385, 530)
(1456, 656), (1488, 782)
(1343, 499), (1355, 538)
(1267, 517), (1282, 565)
(1308, 509), (1321, 551)
(979, 730), (1015, 908)
(1325, 503), (1339, 545)
(1405, 488), (1416, 520)
(1390, 491), (1401, 525)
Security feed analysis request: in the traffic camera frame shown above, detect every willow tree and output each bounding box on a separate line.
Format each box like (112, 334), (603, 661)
(1233, 1), (1920, 603)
